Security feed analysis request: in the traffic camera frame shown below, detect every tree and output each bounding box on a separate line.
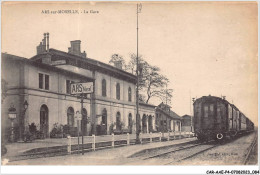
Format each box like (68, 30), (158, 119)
(126, 54), (173, 104)
(1, 79), (8, 103)
(109, 54), (126, 70)
(159, 84), (173, 105)
(109, 53), (173, 104)
(142, 66), (172, 104)
(126, 53), (144, 74)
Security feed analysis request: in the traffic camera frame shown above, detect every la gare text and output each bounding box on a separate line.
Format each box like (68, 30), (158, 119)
(41, 10), (99, 14)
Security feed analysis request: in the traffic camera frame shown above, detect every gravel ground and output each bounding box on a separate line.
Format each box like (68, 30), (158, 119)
(5, 133), (256, 165)
(246, 134), (258, 165)
(175, 132), (257, 165)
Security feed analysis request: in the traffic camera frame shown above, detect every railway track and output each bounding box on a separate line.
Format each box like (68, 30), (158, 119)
(243, 131), (258, 165)
(142, 142), (210, 160)
(124, 140), (219, 165)
(134, 132), (256, 165)
(164, 144), (218, 165)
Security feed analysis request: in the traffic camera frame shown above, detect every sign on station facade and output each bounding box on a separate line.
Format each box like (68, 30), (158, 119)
(71, 82), (93, 95)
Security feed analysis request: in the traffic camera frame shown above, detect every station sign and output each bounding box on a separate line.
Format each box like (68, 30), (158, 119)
(71, 82), (93, 95)
(51, 60), (66, 66)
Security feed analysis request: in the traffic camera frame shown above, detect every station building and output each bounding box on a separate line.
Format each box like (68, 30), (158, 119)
(1, 33), (156, 141)
(181, 114), (194, 132)
(155, 103), (182, 132)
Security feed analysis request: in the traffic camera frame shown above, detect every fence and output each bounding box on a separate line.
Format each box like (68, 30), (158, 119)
(67, 131), (194, 154)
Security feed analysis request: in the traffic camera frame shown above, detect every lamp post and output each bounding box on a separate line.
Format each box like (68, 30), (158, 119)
(8, 104), (17, 142)
(19, 100), (29, 142)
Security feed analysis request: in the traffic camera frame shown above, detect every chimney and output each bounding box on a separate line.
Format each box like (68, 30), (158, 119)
(46, 33), (49, 52)
(43, 33), (47, 52)
(36, 33), (50, 54)
(68, 40), (86, 58)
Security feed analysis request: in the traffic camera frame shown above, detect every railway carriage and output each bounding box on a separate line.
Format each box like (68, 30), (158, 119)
(193, 95), (254, 141)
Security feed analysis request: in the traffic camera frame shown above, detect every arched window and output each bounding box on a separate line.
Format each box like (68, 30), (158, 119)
(102, 109), (107, 125)
(128, 87), (132, 102)
(67, 107), (74, 127)
(116, 83), (120, 100)
(40, 105), (49, 138)
(116, 112), (121, 130)
(128, 113), (133, 133)
(148, 115), (153, 133)
(102, 79), (106, 97)
(82, 108), (87, 123)
(142, 114), (147, 133)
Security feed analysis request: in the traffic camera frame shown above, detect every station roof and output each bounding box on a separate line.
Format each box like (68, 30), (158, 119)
(30, 49), (137, 84)
(156, 107), (181, 120)
(2, 52), (94, 81)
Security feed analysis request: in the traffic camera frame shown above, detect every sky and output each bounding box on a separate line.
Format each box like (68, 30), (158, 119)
(2, 1), (258, 125)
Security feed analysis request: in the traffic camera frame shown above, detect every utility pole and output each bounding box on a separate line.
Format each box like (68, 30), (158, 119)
(189, 90), (192, 132)
(81, 94), (84, 155)
(136, 3), (142, 144)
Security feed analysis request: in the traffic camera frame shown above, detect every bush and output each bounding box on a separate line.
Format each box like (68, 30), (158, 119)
(50, 123), (64, 138)
(25, 123), (44, 140)
(29, 123), (37, 134)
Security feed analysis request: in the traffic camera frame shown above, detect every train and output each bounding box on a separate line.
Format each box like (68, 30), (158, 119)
(193, 95), (254, 141)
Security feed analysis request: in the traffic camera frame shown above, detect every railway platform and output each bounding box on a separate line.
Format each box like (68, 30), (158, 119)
(3, 135), (196, 165)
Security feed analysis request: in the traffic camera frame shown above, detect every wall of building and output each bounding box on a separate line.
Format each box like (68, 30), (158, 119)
(2, 53), (157, 142)
(155, 112), (181, 132)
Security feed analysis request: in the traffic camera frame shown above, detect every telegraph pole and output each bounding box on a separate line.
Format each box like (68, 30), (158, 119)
(189, 90), (192, 132)
(81, 94), (84, 155)
(136, 3), (142, 144)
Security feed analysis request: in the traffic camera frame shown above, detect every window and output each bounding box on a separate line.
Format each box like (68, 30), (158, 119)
(209, 104), (214, 116)
(39, 73), (43, 89)
(116, 83), (120, 100)
(45, 75), (49, 90)
(66, 80), (75, 94)
(39, 73), (49, 90)
(128, 113), (133, 134)
(128, 87), (132, 102)
(102, 79), (106, 97)
(102, 109), (107, 125)
(204, 106), (208, 118)
(116, 112), (121, 130)
(217, 106), (221, 118)
(67, 107), (74, 127)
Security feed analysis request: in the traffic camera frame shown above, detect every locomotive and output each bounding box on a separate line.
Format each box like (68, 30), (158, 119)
(193, 95), (254, 141)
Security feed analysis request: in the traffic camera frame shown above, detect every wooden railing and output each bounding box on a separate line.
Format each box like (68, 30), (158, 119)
(67, 131), (195, 154)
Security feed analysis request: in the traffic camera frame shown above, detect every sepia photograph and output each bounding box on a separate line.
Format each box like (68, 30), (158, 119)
(1, 1), (258, 174)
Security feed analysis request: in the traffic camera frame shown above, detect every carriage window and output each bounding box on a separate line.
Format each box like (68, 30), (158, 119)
(204, 106), (208, 118)
(209, 104), (214, 116)
(217, 106), (221, 118)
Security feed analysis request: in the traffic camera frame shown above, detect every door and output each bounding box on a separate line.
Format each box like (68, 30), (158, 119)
(142, 115), (147, 133)
(101, 109), (107, 135)
(128, 113), (133, 134)
(148, 115), (153, 133)
(40, 105), (49, 138)
(202, 103), (214, 130)
(116, 112), (121, 131)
